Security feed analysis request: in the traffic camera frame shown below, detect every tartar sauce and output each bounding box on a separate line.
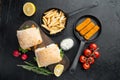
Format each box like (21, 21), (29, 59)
(60, 38), (74, 51)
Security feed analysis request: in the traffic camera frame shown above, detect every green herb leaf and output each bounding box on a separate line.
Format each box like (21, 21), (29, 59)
(19, 47), (28, 53)
(22, 25), (30, 29)
(60, 49), (64, 58)
(24, 61), (35, 67)
(17, 65), (34, 71)
(17, 62), (53, 76)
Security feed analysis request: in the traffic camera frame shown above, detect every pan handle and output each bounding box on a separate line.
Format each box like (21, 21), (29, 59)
(68, 1), (99, 17)
(69, 41), (85, 74)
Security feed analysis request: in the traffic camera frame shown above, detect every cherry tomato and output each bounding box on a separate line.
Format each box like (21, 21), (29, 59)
(21, 54), (28, 60)
(89, 43), (98, 50)
(87, 57), (95, 64)
(13, 50), (21, 57)
(79, 55), (87, 63)
(83, 63), (90, 70)
(94, 51), (100, 58)
(84, 49), (92, 57)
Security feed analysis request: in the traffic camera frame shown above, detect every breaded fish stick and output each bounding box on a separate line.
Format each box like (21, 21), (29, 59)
(84, 25), (100, 40)
(80, 22), (95, 35)
(76, 18), (91, 31)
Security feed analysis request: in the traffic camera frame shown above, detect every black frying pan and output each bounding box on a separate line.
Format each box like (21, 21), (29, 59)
(69, 15), (102, 73)
(40, 1), (99, 36)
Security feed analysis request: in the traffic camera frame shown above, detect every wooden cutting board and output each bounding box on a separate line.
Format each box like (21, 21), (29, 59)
(19, 20), (70, 72)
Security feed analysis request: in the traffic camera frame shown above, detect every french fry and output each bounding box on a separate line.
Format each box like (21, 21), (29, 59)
(41, 9), (66, 34)
(41, 24), (50, 31)
(43, 19), (47, 26)
(50, 28), (64, 34)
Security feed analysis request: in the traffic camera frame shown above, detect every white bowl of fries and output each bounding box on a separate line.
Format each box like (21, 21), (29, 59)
(41, 8), (67, 35)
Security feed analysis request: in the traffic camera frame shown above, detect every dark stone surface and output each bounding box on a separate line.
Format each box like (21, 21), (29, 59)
(1, 0), (120, 80)
(0, 0), (1, 16)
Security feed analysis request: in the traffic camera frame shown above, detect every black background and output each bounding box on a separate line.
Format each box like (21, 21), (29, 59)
(1, 0), (120, 80)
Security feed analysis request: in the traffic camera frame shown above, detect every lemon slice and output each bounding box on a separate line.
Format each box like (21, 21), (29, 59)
(23, 2), (36, 16)
(54, 64), (64, 77)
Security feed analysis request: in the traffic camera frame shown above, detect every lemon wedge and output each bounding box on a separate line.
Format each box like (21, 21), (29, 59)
(23, 2), (36, 16)
(54, 64), (64, 77)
